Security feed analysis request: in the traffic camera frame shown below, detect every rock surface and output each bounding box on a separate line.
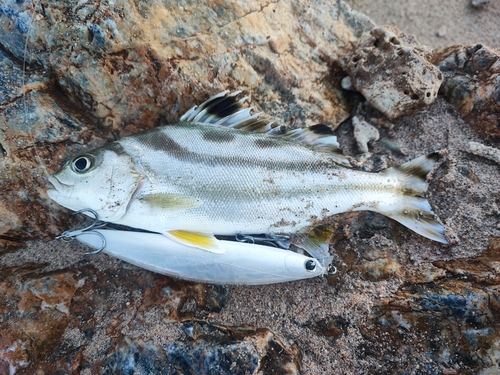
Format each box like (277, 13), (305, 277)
(340, 26), (443, 119)
(0, 0), (500, 374)
(432, 44), (500, 140)
(0, 0), (371, 239)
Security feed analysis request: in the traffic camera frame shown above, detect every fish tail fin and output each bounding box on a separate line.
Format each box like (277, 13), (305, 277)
(381, 153), (449, 244)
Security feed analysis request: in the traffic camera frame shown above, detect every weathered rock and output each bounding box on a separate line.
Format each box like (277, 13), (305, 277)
(0, 0), (375, 239)
(340, 26), (444, 119)
(360, 238), (500, 375)
(468, 141), (500, 165)
(352, 115), (380, 153)
(471, 0), (490, 9)
(99, 321), (300, 375)
(0, 252), (230, 374)
(432, 44), (500, 140)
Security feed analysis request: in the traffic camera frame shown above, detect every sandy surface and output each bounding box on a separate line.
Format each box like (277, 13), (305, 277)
(345, 0), (500, 50)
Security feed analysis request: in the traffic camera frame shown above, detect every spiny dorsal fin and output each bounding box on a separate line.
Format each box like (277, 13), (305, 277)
(180, 90), (278, 133)
(181, 91), (350, 165)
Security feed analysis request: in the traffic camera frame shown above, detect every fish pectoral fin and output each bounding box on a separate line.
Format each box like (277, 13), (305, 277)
(165, 230), (225, 254)
(139, 194), (201, 210)
(292, 226), (334, 267)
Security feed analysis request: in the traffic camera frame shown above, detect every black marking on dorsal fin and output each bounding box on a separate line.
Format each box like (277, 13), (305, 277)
(309, 123), (334, 135)
(180, 92), (350, 165)
(180, 90), (279, 133)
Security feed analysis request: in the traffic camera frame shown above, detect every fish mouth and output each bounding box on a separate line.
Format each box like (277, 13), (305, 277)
(47, 175), (73, 200)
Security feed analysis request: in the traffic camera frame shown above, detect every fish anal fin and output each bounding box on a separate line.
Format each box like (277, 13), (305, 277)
(166, 230), (225, 254)
(293, 225), (334, 266)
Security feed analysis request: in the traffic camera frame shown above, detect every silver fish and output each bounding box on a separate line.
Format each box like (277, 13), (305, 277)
(47, 91), (448, 260)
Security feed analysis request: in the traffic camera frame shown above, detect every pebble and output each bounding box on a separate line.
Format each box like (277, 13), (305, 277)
(467, 141), (500, 165)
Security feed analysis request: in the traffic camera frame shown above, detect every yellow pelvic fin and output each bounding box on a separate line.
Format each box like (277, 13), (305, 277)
(166, 230), (225, 254)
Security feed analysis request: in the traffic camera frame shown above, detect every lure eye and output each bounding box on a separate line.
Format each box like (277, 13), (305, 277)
(305, 260), (317, 272)
(71, 155), (94, 173)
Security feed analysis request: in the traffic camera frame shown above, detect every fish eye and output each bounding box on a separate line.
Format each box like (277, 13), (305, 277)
(305, 260), (317, 272)
(71, 155), (94, 173)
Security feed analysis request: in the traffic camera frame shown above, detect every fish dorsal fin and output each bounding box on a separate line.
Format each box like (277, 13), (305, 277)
(180, 90), (279, 133)
(165, 230), (225, 254)
(283, 124), (351, 167)
(181, 91), (350, 165)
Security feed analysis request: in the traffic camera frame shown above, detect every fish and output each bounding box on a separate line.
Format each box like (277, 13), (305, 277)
(47, 90), (448, 263)
(75, 229), (325, 284)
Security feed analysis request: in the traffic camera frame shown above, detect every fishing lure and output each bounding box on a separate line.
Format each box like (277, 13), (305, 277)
(72, 228), (327, 285)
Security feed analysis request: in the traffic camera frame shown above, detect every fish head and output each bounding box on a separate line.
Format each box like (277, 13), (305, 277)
(47, 143), (142, 222)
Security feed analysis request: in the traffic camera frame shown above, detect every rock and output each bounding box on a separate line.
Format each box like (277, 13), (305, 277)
(467, 141), (500, 164)
(339, 26), (443, 119)
(359, 238), (500, 374)
(471, 0), (490, 8)
(352, 115), (380, 153)
(165, 321), (300, 375)
(1, 0), (500, 374)
(0, 0), (374, 239)
(341, 75), (356, 91)
(101, 322), (299, 375)
(432, 44), (500, 140)
(436, 25), (447, 38)
(0, 251), (230, 374)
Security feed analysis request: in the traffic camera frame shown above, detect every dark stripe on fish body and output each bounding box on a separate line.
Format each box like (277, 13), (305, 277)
(133, 130), (189, 156)
(130, 126), (335, 172)
(202, 130), (235, 143)
(254, 138), (282, 148)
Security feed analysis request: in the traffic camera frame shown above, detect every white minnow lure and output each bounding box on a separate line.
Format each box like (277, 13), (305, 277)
(48, 90), (448, 266)
(75, 229), (325, 285)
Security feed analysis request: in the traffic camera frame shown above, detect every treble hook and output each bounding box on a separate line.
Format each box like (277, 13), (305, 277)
(55, 208), (107, 254)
